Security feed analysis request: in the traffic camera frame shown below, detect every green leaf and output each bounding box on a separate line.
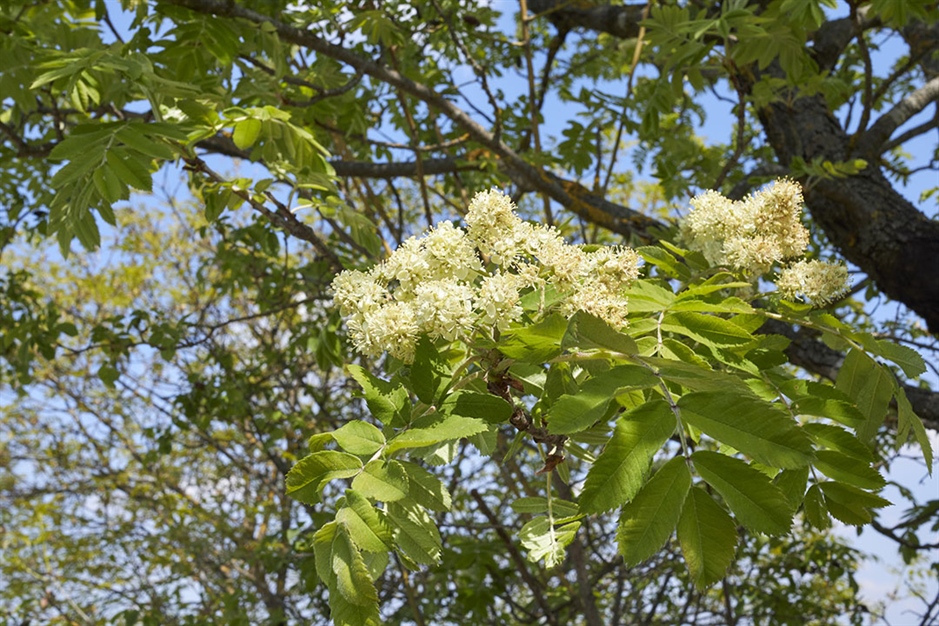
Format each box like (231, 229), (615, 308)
(347, 365), (408, 425)
(410, 336), (450, 404)
(661, 311), (754, 348)
(286, 451), (363, 504)
(520, 516), (581, 568)
(643, 357), (754, 395)
(331, 525), (379, 607)
(802, 423), (873, 462)
(398, 461), (451, 512)
(439, 390), (513, 424)
(836, 349), (893, 441)
(562, 310), (638, 355)
(337, 490), (392, 553)
(386, 500), (442, 566)
(692, 451), (792, 535)
(678, 487), (738, 589)
(622, 279), (677, 312)
(678, 392), (814, 469)
(549, 364), (659, 434)
(332, 421), (385, 456)
(818, 481), (891, 525)
(874, 340), (926, 378)
(233, 118), (263, 150)
(106, 149), (153, 191)
(813, 450), (885, 490)
(579, 399), (676, 514)
(386, 413), (487, 454)
(896, 388), (933, 472)
(775, 466), (809, 510)
(803, 484), (831, 529)
(617, 456), (692, 565)
(635, 247), (691, 281)
(498, 313), (567, 362)
(351, 460), (409, 502)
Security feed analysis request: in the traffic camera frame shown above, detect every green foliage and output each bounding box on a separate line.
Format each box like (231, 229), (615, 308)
(1, 1), (936, 625)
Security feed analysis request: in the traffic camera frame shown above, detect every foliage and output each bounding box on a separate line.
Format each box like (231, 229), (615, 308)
(2, 1), (938, 625)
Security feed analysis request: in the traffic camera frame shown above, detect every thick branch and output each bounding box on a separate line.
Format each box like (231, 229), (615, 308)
(858, 75), (939, 155)
(528, 0), (644, 40)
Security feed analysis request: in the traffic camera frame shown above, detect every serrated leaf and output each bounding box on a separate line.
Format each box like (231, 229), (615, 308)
(562, 310), (638, 355)
(347, 365), (408, 425)
(398, 461), (451, 512)
(333, 421), (385, 456)
(520, 517), (581, 568)
(661, 311), (754, 347)
(643, 357), (754, 395)
(678, 392), (814, 469)
(332, 526), (379, 607)
(775, 466), (809, 510)
(549, 365), (660, 435)
(617, 456), (692, 565)
(836, 349), (893, 441)
(692, 451), (792, 535)
(105, 149), (152, 191)
(286, 450), (363, 504)
(803, 484), (831, 529)
(351, 460), (408, 502)
(337, 490), (392, 553)
(813, 450), (885, 490)
(875, 340), (926, 378)
(410, 336), (450, 404)
(387, 500), (441, 566)
(386, 414), (487, 454)
(818, 481), (891, 525)
(115, 126), (176, 160)
(498, 313), (567, 362)
(896, 388), (933, 473)
(802, 423), (873, 462)
(678, 487), (738, 589)
(622, 279), (677, 312)
(440, 391), (513, 424)
(579, 399), (676, 514)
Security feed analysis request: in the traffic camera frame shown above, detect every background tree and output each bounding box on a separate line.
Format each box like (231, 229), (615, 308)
(0, 1), (937, 625)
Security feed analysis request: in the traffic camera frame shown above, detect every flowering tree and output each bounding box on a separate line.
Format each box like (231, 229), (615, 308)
(2, 1), (938, 625)
(294, 183), (928, 624)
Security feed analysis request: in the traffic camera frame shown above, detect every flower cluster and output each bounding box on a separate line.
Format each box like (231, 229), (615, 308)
(681, 179), (809, 274)
(332, 190), (640, 362)
(681, 180), (848, 305)
(775, 259), (849, 305)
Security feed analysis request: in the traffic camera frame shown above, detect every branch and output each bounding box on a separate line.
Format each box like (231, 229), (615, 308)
(196, 134), (669, 240)
(162, 0), (661, 243)
(528, 0), (645, 40)
(858, 75), (939, 155)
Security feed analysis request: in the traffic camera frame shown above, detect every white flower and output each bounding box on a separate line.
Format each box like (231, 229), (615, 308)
(776, 259), (849, 305)
(332, 269), (388, 315)
(682, 180), (809, 274)
(476, 271), (523, 329)
(413, 279), (476, 341)
(348, 301), (420, 362)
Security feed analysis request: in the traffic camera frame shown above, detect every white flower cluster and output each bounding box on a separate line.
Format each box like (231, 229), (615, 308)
(681, 179), (809, 274)
(332, 190), (640, 362)
(775, 259), (849, 305)
(681, 180), (848, 305)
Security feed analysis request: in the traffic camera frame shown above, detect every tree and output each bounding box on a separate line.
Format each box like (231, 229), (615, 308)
(0, 1), (937, 625)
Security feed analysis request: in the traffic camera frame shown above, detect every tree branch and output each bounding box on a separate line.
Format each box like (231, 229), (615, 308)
(858, 75), (939, 155)
(162, 0), (662, 243)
